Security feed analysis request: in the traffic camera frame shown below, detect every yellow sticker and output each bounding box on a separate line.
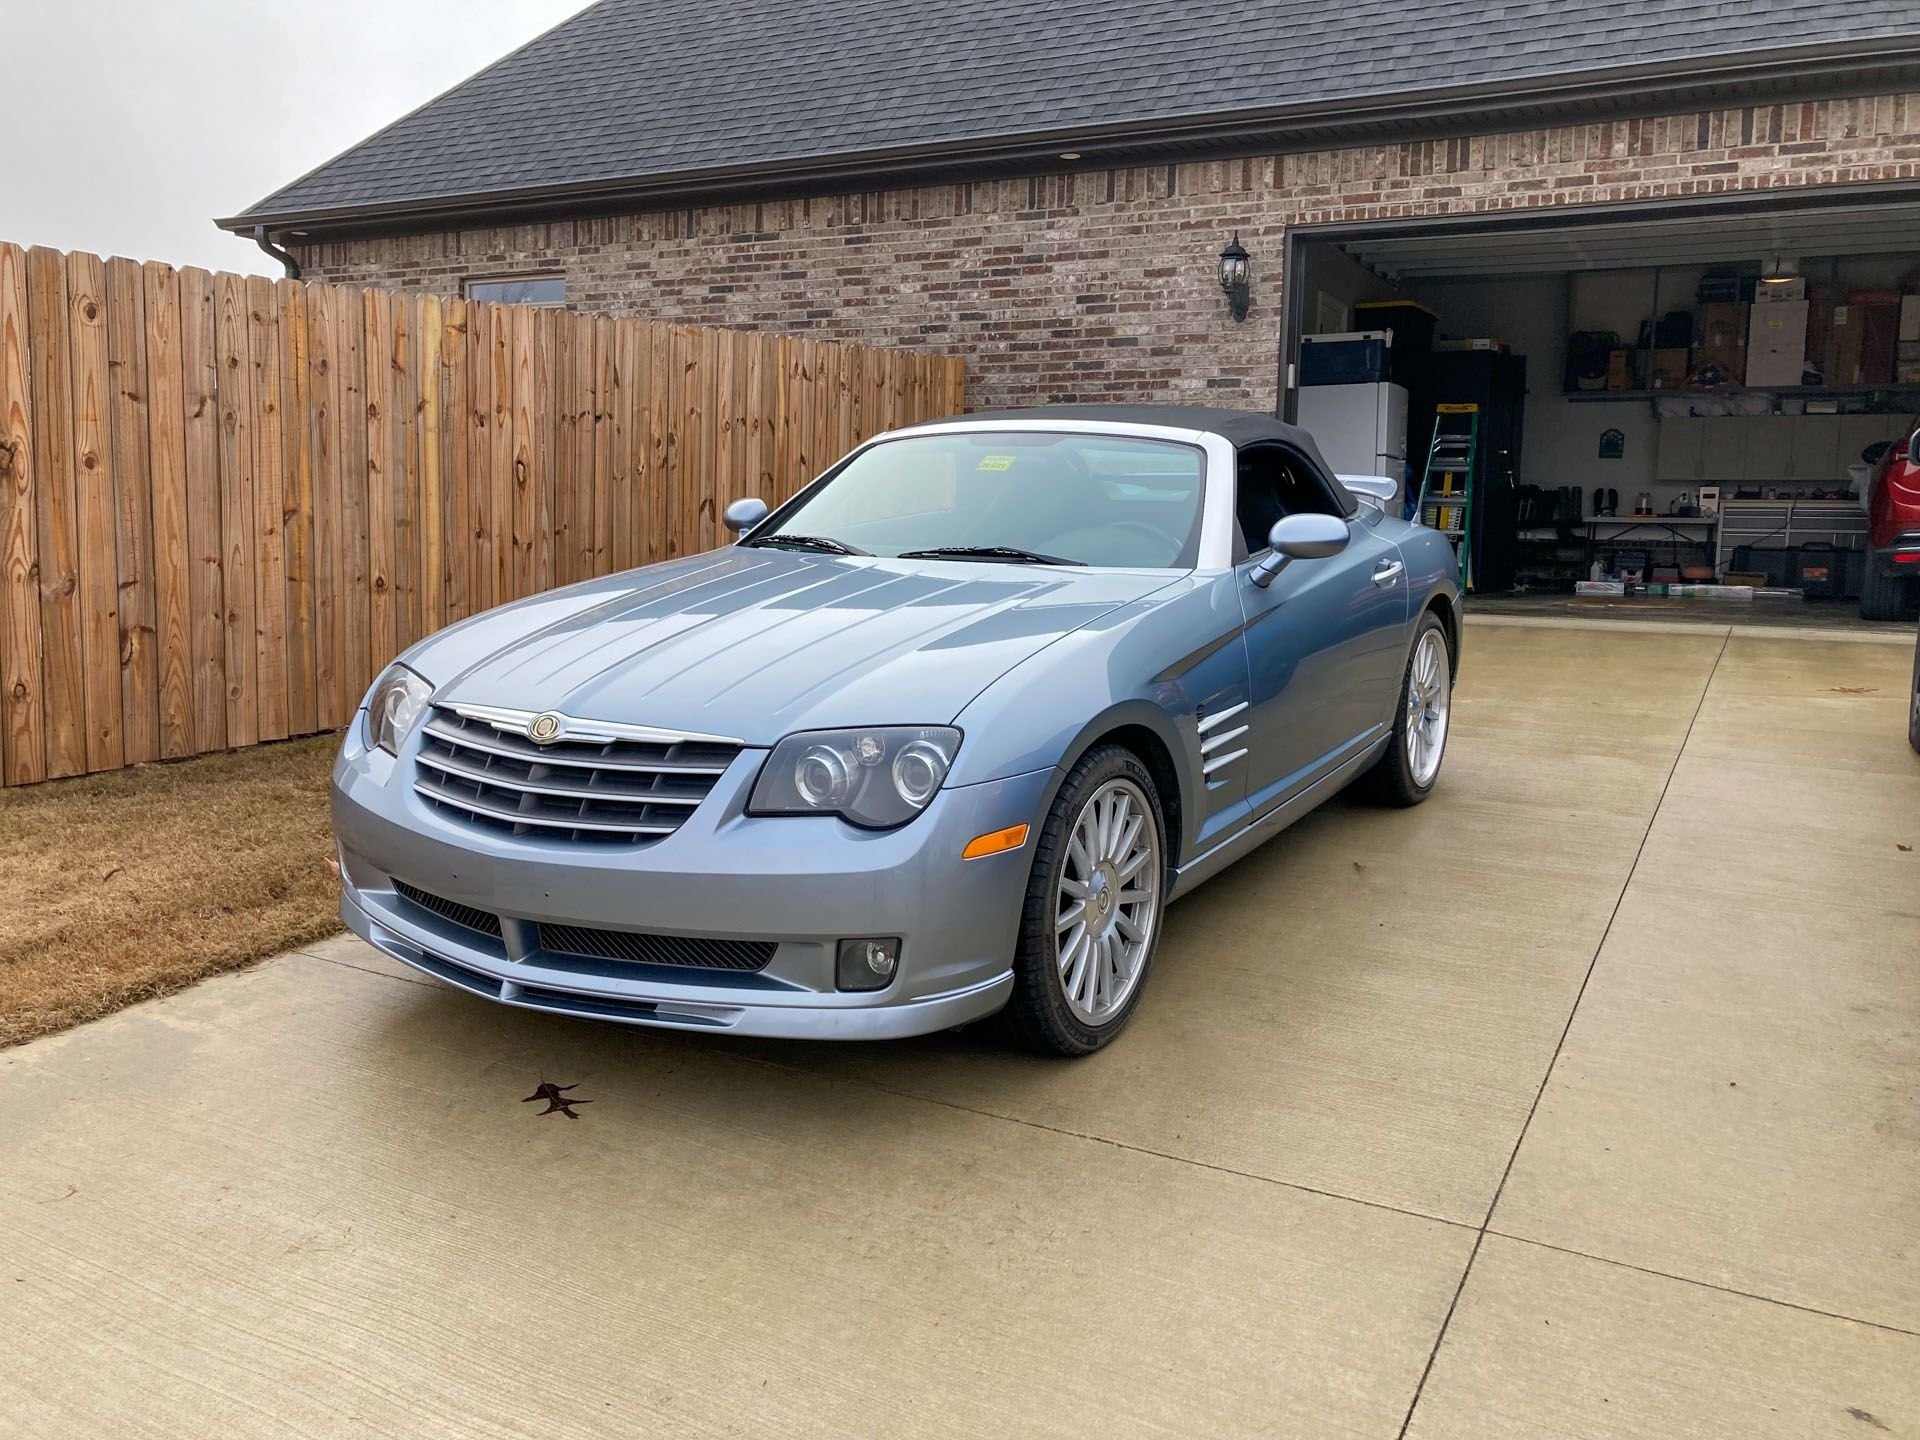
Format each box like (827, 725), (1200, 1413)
(977, 455), (1016, 471)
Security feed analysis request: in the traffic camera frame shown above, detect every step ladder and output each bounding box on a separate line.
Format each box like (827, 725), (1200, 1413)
(1416, 404), (1480, 592)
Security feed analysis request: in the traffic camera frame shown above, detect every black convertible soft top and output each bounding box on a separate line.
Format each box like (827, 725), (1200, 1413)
(909, 404), (1355, 516)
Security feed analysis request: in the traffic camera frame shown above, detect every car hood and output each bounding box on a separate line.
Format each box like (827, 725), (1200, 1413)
(415, 548), (1176, 744)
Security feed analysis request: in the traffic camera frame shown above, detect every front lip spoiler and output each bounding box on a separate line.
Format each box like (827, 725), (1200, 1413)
(345, 888), (1014, 1041)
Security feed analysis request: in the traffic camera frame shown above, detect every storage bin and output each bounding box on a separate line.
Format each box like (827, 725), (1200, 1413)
(1300, 331), (1391, 386)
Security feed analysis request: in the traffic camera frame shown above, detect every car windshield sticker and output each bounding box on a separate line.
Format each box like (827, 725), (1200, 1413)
(976, 455), (1016, 471)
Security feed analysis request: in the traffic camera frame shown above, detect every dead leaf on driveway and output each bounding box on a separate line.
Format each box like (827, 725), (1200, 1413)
(523, 1081), (591, 1119)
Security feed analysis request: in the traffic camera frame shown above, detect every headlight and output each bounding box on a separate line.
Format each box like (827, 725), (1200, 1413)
(366, 664), (433, 756)
(749, 726), (960, 828)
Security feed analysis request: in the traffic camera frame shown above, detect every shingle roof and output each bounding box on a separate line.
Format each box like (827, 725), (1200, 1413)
(227, 0), (1920, 228)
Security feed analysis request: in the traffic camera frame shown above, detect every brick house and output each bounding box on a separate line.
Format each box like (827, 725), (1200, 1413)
(224, 0), (1920, 595)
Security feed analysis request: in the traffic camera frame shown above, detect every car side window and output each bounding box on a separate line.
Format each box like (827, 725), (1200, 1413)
(1234, 444), (1348, 560)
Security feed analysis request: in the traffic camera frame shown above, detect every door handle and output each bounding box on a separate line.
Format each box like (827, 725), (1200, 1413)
(1372, 560), (1405, 587)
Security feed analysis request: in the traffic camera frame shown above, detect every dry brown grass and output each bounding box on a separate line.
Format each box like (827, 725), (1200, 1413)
(0, 735), (343, 1047)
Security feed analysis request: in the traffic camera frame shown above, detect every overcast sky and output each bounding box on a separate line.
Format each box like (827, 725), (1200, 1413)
(2, 0), (594, 276)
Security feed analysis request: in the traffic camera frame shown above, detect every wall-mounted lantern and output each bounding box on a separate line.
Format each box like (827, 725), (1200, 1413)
(1218, 233), (1251, 322)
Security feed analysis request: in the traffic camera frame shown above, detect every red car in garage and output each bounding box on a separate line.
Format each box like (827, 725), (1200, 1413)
(1862, 421), (1920, 621)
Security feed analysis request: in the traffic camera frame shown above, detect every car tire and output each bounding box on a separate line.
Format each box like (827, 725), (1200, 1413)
(1860, 565), (1916, 622)
(1003, 744), (1167, 1057)
(1355, 611), (1452, 808)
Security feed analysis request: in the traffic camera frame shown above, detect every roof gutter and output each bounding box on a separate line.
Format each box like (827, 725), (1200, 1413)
(218, 35), (1920, 239)
(252, 225), (301, 278)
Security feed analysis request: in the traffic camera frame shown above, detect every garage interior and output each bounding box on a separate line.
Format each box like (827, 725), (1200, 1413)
(1287, 194), (1920, 623)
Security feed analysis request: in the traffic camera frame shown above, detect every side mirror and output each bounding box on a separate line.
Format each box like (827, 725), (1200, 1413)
(1250, 513), (1350, 589)
(1909, 432), (1920, 467)
(723, 497), (769, 534)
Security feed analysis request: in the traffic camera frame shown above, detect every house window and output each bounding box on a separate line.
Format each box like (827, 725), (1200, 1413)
(463, 274), (566, 306)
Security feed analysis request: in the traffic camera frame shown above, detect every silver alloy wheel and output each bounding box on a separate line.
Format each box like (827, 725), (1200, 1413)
(1055, 777), (1160, 1026)
(1406, 629), (1451, 788)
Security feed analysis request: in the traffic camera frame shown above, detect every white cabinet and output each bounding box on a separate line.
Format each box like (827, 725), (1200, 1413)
(1655, 419), (1705, 482)
(1657, 412), (1908, 485)
(1789, 416), (1841, 484)
(1739, 416), (1798, 481)
(1698, 417), (1747, 482)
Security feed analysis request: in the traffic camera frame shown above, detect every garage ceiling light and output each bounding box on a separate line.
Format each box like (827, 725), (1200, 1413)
(1761, 254), (1800, 285)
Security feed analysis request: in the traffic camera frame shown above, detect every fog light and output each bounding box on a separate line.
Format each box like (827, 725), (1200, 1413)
(837, 937), (900, 992)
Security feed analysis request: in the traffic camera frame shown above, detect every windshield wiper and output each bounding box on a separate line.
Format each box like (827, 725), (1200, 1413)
(743, 533), (867, 555)
(897, 545), (1086, 567)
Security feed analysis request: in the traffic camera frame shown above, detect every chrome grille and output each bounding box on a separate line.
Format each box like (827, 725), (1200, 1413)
(393, 880), (502, 938)
(413, 708), (739, 845)
(538, 923), (776, 973)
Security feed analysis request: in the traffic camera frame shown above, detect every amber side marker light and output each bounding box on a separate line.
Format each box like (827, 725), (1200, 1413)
(962, 823), (1030, 860)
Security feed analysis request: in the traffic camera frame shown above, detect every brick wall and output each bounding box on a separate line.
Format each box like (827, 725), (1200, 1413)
(295, 92), (1920, 414)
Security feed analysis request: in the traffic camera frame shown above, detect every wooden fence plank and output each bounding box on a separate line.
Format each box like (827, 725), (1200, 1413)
(214, 270), (257, 750)
(419, 292), (445, 634)
(591, 314), (612, 578)
(177, 267), (223, 754)
(391, 293), (421, 652)
(142, 262), (193, 760)
(246, 274), (288, 742)
(508, 303), (536, 601)
(744, 328), (771, 503)
(684, 326), (712, 553)
(489, 302), (516, 606)
(305, 283), (345, 729)
(645, 321), (671, 565)
(814, 337), (837, 491)
(67, 250), (124, 773)
(550, 314), (579, 586)
(279, 278), (316, 736)
(466, 300), (495, 615)
(24, 249), (84, 777)
(336, 286), (370, 700)
(105, 257), (158, 765)
(526, 309), (556, 591)
(713, 325), (739, 526)
(0, 243), (44, 784)
(434, 295), (464, 625)
(363, 288), (396, 670)
(606, 318), (634, 573)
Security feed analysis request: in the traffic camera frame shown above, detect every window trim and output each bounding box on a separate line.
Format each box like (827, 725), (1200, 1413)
(461, 272), (568, 307)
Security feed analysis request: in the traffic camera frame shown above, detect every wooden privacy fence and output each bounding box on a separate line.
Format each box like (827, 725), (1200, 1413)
(0, 242), (965, 786)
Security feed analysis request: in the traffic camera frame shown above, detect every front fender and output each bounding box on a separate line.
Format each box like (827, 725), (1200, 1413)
(949, 575), (1247, 865)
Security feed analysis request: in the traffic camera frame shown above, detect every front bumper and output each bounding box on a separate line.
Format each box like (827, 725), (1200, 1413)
(331, 717), (1049, 1040)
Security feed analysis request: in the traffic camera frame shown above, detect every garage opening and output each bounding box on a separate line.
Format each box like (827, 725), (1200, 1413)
(1285, 192), (1920, 624)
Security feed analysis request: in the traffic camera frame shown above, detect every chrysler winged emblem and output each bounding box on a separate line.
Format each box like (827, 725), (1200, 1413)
(527, 712), (565, 744)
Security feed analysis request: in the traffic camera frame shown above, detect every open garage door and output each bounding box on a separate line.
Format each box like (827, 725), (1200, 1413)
(1284, 188), (1920, 620)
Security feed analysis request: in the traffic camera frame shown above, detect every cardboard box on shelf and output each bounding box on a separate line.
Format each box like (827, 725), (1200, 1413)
(1607, 349), (1632, 390)
(1830, 304), (1865, 385)
(1747, 300), (1809, 387)
(1859, 294), (1900, 384)
(1640, 348), (1690, 389)
(1698, 302), (1748, 383)
(1900, 294), (1920, 344)
(1434, 338), (1508, 352)
(1897, 339), (1920, 385)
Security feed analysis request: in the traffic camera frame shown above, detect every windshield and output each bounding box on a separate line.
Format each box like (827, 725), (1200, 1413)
(752, 431), (1207, 567)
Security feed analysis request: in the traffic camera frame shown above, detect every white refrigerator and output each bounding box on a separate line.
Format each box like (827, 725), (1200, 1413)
(1297, 382), (1410, 505)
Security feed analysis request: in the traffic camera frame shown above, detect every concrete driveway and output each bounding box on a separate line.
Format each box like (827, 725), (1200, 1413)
(3, 618), (1916, 1438)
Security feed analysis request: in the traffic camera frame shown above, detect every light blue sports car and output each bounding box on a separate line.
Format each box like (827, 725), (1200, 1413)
(332, 405), (1460, 1055)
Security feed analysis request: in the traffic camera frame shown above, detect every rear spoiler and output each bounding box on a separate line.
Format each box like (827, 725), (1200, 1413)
(1338, 474), (1397, 511)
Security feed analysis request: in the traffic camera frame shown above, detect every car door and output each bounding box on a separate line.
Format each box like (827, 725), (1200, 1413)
(1233, 443), (1409, 815)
